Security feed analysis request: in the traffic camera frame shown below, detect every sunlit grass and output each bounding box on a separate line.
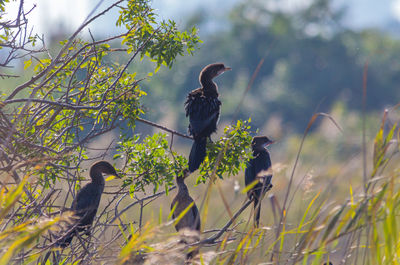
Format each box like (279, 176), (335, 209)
(1, 108), (400, 264)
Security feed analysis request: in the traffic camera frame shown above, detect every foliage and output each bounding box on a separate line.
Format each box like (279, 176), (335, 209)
(289, 114), (400, 265)
(115, 133), (188, 195)
(0, 176), (63, 265)
(198, 119), (254, 183)
(117, 0), (200, 68)
(0, 0), (200, 188)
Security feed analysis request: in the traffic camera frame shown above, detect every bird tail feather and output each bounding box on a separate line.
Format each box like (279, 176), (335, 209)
(188, 138), (207, 172)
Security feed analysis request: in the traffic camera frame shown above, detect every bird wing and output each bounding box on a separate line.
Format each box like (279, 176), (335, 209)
(185, 92), (221, 137)
(171, 194), (200, 232)
(72, 183), (102, 226)
(254, 152), (272, 178)
(189, 112), (218, 134)
(191, 203), (201, 231)
(253, 152), (273, 193)
(244, 160), (256, 187)
(245, 160), (262, 200)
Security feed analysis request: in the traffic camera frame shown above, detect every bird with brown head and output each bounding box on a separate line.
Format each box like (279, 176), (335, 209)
(185, 63), (231, 172)
(245, 136), (274, 227)
(56, 161), (119, 247)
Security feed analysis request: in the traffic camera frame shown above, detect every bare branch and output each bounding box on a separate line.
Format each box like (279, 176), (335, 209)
(200, 199), (253, 245)
(137, 117), (193, 140)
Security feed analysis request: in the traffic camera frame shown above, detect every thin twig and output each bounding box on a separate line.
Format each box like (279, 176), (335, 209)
(110, 187), (176, 224)
(199, 199), (253, 245)
(137, 117), (193, 140)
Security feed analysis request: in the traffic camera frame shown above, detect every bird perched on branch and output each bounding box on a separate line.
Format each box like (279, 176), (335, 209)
(56, 161), (118, 247)
(245, 136), (274, 227)
(185, 63), (231, 172)
(171, 170), (201, 259)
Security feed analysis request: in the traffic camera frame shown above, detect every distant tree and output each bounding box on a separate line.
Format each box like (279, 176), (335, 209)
(142, 0), (400, 132)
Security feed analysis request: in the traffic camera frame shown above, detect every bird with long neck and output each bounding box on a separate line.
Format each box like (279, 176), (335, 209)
(185, 63), (231, 172)
(245, 136), (274, 227)
(171, 170), (201, 259)
(56, 161), (118, 247)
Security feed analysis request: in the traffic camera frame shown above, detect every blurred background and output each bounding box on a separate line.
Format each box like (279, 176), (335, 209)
(5, 0), (397, 165)
(4, 0), (400, 134)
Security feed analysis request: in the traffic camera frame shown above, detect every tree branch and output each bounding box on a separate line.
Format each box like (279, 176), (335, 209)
(199, 198), (253, 245)
(137, 117), (193, 140)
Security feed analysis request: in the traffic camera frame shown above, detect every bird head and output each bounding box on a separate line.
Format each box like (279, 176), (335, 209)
(90, 160), (119, 178)
(252, 136), (275, 152)
(199, 63), (231, 81)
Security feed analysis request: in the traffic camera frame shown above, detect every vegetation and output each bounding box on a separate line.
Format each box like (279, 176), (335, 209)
(0, 0), (400, 264)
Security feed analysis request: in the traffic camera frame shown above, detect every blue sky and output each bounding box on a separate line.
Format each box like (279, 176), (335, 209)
(3, 0), (400, 38)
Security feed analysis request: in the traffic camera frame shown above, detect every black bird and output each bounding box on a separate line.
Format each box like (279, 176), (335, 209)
(185, 63), (231, 172)
(57, 161), (118, 247)
(245, 136), (274, 227)
(171, 170), (201, 259)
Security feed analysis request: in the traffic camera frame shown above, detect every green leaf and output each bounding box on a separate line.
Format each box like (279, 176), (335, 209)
(23, 59), (32, 70)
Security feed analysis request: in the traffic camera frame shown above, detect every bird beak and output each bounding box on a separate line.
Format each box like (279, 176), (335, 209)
(263, 140), (275, 148)
(217, 67), (232, 75)
(105, 174), (118, 181)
